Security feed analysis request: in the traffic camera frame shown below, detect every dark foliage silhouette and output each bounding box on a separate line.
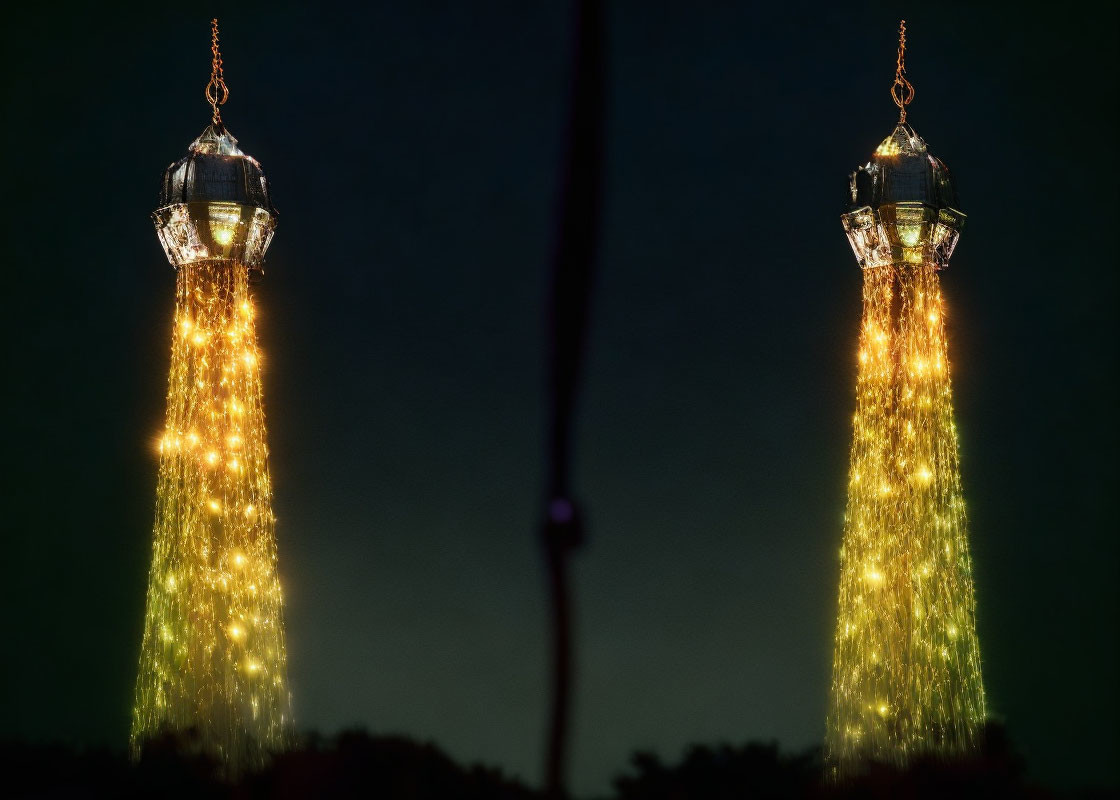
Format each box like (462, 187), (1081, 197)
(610, 724), (1064, 800)
(1, 724), (1093, 799)
(612, 741), (819, 800)
(2, 729), (534, 800)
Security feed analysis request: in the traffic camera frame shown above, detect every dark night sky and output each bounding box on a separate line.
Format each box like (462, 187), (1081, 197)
(2, 2), (1117, 795)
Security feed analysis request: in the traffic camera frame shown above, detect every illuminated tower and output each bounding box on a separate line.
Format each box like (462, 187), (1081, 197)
(131, 21), (291, 772)
(826, 22), (985, 773)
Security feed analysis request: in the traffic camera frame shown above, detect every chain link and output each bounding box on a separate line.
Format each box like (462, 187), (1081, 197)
(890, 19), (915, 123)
(205, 18), (229, 128)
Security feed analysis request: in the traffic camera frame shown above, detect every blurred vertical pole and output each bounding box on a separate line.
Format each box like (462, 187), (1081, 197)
(541, 0), (604, 797)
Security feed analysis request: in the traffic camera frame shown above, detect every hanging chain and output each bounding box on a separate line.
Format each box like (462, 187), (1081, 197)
(890, 19), (914, 123)
(205, 18), (229, 128)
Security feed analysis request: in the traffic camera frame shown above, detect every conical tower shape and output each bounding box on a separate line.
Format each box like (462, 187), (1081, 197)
(131, 25), (292, 772)
(826, 117), (986, 773)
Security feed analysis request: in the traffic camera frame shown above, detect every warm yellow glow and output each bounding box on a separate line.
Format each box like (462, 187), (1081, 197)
(827, 262), (985, 773)
(875, 137), (901, 156)
(132, 260), (291, 773)
(898, 224), (921, 248)
(213, 226), (235, 246)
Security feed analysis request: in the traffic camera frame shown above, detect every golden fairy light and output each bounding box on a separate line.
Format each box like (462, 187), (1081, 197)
(827, 21), (985, 774)
(131, 20), (291, 773)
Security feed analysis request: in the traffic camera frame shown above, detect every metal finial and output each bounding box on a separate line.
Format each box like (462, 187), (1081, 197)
(890, 19), (915, 123)
(205, 19), (230, 129)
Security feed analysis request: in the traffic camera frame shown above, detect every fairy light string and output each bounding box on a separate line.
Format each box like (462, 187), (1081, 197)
(827, 262), (985, 770)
